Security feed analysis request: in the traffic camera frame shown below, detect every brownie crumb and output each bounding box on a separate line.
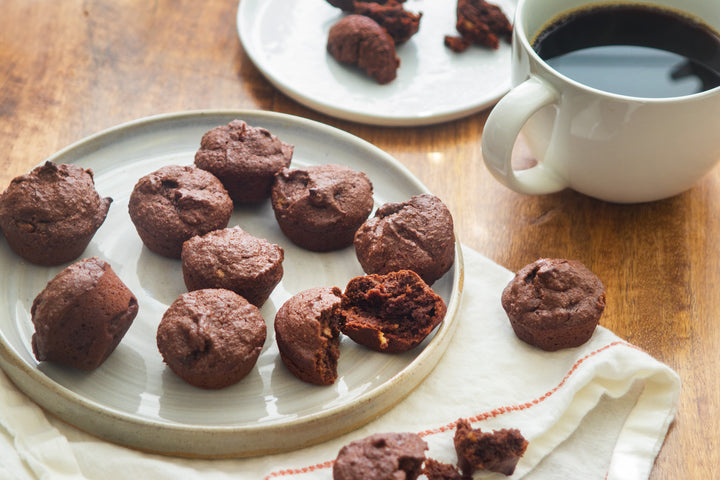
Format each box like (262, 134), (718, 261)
(444, 35), (472, 53)
(423, 458), (465, 480)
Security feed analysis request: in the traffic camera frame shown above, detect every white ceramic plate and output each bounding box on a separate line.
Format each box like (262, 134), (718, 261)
(0, 110), (463, 457)
(237, 0), (516, 126)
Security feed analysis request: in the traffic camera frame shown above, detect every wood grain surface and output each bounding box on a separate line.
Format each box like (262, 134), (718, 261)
(1, 1), (717, 478)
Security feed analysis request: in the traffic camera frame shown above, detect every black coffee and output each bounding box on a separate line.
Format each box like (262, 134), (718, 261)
(532, 4), (720, 97)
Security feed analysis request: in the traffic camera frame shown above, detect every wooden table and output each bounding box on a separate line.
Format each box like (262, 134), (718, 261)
(0, 1), (715, 478)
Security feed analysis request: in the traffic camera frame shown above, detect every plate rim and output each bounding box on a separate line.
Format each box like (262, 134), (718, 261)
(235, 0), (513, 127)
(0, 109), (465, 457)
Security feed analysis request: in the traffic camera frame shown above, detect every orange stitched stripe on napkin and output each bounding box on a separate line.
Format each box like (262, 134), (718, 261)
(416, 340), (637, 437)
(265, 460), (335, 478)
(264, 340), (637, 479)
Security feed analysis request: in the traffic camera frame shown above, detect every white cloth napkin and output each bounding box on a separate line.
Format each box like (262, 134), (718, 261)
(0, 245), (680, 480)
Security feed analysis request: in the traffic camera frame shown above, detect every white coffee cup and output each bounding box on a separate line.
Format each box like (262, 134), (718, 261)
(481, 0), (720, 203)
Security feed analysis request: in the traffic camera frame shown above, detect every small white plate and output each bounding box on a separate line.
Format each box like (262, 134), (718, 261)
(0, 110), (463, 457)
(237, 0), (516, 126)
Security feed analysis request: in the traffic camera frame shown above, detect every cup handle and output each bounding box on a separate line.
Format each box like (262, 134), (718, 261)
(481, 76), (568, 195)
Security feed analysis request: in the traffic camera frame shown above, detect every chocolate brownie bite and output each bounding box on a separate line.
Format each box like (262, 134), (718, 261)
(353, 1), (422, 44)
(274, 287), (343, 385)
(501, 258), (606, 351)
(445, 0), (513, 52)
(327, 15), (400, 84)
(333, 432), (428, 480)
(194, 120), (293, 203)
(423, 459), (463, 480)
(0, 161), (112, 266)
(327, 0), (407, 12)
(31, 257), (138, 370)
(156, 289), (266, 389)
(354, 193), (455, 285)
(327, 0), (357, 10)
(337, 270), (446, 353)
(128, 164), (233, 259)
(453, 418), (528, 476)
(271, 163), (374, 252)
(181, 226), (284, 307)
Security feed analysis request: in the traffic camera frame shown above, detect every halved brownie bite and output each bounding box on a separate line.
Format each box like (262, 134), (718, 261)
(274, 287), (343, 385)
(336, 270), (446, 353)
(453, 418), (528, 476)
(327, 15), (400, 84)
